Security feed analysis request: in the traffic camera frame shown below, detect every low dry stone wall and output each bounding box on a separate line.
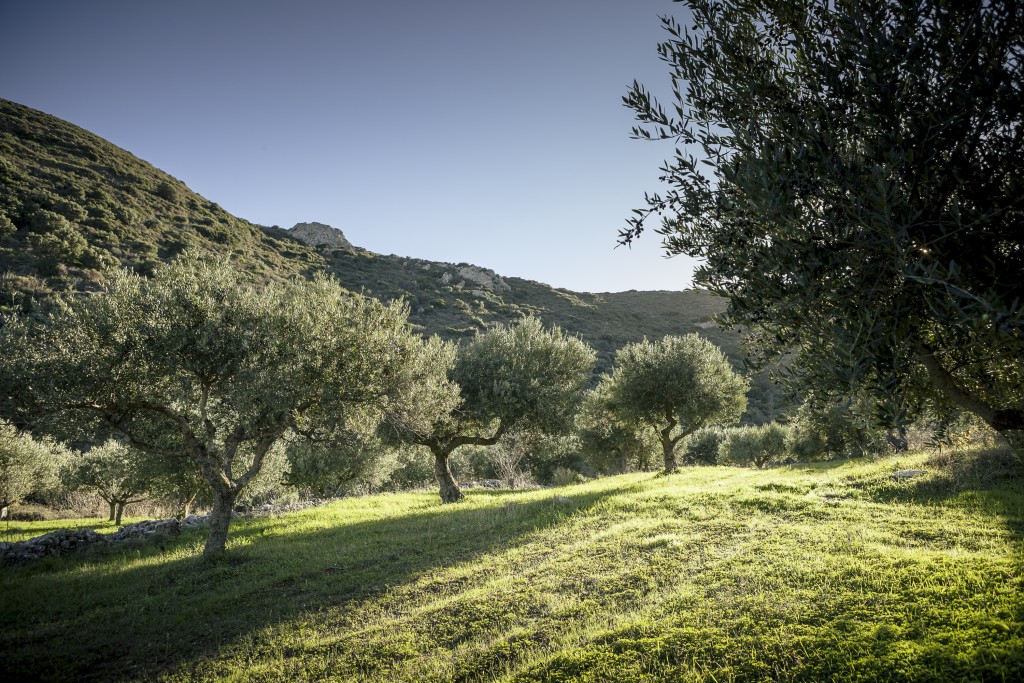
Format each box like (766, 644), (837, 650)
(2, 499), (330, 567)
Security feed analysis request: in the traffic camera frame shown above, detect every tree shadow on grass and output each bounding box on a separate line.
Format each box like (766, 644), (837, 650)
(0, 483), (636, 682)
(859, 447), (1024, 541)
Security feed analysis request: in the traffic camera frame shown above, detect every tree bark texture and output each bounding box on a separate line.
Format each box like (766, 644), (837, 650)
(203, 487), (238, 556)
(432, 448), (464, 503)
(660, 430), (677, 473)
(114, 502), (124, 526)
(107, 501), (116, 522)
(918, 344), (1024, 455)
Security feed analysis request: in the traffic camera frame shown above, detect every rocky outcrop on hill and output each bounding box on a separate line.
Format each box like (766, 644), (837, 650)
(438, 265), (511, 292)
(289, 222), (354, 251)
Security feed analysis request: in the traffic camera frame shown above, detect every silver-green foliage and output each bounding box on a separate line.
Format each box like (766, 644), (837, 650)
(720, 423), (791, 469)
(0, 420), (67, 510)
(0, 255), (455, 555)
(623, 0), (1024, 448)
(607, 334), (748, 472)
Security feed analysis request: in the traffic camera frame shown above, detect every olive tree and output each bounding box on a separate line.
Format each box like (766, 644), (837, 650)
(623, 0), (1024, 452)
(63, 440), (150, 525)
(283, 409), (391, 498)
(390, 316), (596, 503)
(575, 379), (659, 474)
(0, 420), (66, 516)
(607, 334), (748, 472)
(0, 256), (455, 556)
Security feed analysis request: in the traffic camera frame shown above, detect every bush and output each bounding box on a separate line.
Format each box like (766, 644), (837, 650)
(284, 431), (387, 498)
(154, 181), (179, 203)
(380, 447), (435, 492)
(787, 397), (888, 460)
(549, 466), (587, 487)
(0, 213), (15, 240)
(682, 426), (727, 465)
(720, 423), (791, 468)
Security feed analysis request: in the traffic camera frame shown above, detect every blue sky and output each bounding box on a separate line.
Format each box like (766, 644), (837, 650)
(1, 0), (699, 293)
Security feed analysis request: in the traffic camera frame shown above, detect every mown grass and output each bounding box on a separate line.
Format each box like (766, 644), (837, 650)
(1, 450), (1021, 682)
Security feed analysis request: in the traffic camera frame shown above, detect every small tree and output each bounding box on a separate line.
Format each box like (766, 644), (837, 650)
(607, 334), (748, 472)
(390, 316), (596, 503)
(63, 440), (150, 525)
(720, 423), (791, 469)
(0, 256), (455, 556)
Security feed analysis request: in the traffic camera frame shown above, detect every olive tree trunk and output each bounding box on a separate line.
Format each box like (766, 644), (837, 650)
(203, 487), (239, 557)
(107, 500), (116, 522)
(918, 344), (1024, 457)
(176, 490), (198, 520)
(114, 502), (125, 526)
(659, 408), (685, 473)
(430, 446), (464, 504)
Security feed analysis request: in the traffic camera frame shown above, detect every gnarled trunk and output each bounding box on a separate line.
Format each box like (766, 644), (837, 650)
(431, 446), (464, 503)
(918, 344), (1024, 457)
(660, 430), (677, 473)
(107, 500), (116, 522)
(204, 487), (238, 556)
(114, 502), (125, 526)
(886, 427), (909, 453)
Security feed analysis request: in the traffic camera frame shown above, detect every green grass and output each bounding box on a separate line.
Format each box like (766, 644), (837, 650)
(0, 516), (151, 543)
(2, 451), (1021, 682)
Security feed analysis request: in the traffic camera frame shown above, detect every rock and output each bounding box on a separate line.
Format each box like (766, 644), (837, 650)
(441, 272), (453, 284)
(890, 469), (927, 480)
(3, 499), (334, 568)
(456, 265), (511, 292)
(288, 222), (354, 251)
(470, 289), (486, 297)
(108, 518), (183, 543)
(2, 528), (109, 567)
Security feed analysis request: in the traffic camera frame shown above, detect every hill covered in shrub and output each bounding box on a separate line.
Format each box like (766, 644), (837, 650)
(0, 98), (781, 418)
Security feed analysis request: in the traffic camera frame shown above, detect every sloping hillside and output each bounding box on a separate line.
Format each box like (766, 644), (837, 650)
(0, 98), (781, 418)
(0, 99), (324, 313)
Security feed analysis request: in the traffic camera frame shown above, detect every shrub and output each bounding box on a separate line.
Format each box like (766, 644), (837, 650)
(720, 423), (791, 468)
(549, 466), (587, 487)
(154, 181), (179, 203)
(787, 397), (888, 460)
(380, 447), (436, 491)
(682, 426), (727, 465)
(0, 213), (15, 240)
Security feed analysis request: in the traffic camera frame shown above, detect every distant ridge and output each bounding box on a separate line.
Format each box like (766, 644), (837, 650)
(0, 98), (782, 421)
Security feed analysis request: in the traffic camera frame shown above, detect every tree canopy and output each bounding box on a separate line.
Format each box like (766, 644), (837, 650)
(623, 0), (1024, 451)
(0, 419), (66, 513)
(391, 316), (596, 502)
(0, 255), (455, 555)
(63, 440), (150, 525)
(606, 334), (748, 472)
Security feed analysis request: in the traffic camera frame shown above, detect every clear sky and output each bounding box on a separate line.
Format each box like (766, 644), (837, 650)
(0, 0), (699, 293)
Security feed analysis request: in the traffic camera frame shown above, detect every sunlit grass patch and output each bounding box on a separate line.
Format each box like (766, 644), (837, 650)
(2, 450), (1021, 681)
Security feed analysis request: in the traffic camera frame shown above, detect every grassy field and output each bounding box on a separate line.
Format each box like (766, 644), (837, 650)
(1, 450), (1021, 682)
